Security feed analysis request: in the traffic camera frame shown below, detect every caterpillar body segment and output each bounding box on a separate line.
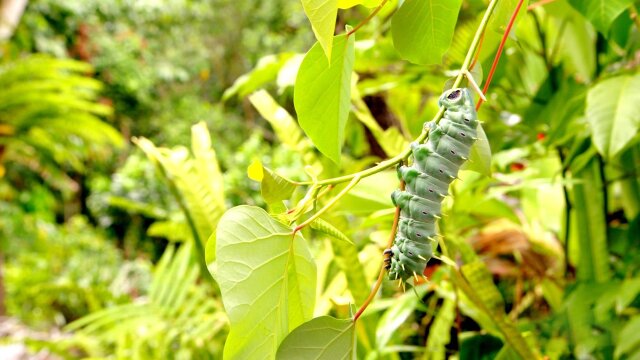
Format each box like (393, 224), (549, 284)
(410, 148), (460, 182)
(399, 166), (449, 201)
(387, 88), (478, 282)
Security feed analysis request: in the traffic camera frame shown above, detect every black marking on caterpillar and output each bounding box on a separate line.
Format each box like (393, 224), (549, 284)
(387, 88), (478, 282)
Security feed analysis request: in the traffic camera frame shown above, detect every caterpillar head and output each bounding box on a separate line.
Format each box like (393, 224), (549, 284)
(438, 88), (468, 108)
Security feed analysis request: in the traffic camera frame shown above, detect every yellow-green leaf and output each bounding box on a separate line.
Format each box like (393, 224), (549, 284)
(586, 73), (640, 159)
(261, 167), (297, 204)
(277, 316), (356, 359)
(301, 0), (339, 59)
(217, 206), (316, 359)
(294, 34), (355, 164)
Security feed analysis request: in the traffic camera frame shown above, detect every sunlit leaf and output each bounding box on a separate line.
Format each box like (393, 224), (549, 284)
(559, 13), (596, 82)
(455, 264), (537, 359)
(586, 73), (640, 159)
(294, 34), (355, 164)
(216, 206), (316, 359)
(301, 0), (339, 59)
(261, 167), (297, 204)
(310, 218), (354, 245)
(277, 316), (356, 359)
(136, 122), (225, 264)
(391, 0), (463, 64)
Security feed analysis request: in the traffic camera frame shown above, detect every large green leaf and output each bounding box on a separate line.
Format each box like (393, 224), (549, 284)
(568, 0), (634, 35)
(559, 11), (596, 82)
(276, 316), (356, 359)
(391, 0), (463, 65)
(301, 0), (339, 59)
(586, 74), (640, 159)
(294, 34), (355, 164)
(461, 124), (492, 177)
(216, 206), (317, 359)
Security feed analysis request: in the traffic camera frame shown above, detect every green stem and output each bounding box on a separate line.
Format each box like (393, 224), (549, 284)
(294, 175), (361, 232)
(452, 0), (499, 90)
(347, 0), (390, 37)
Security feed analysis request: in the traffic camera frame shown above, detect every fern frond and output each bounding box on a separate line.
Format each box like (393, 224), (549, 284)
(134, 122), (225, 264)
(66, 243), (228, 358)
(0, 55), (122, 183)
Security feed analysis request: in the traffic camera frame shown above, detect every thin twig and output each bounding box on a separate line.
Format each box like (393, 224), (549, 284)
(347, 0), (390, 36)
(293, 175), (361, 234)
(353, 203), (402, 321)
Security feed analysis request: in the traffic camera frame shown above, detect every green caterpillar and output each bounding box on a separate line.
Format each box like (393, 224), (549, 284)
(384, 88), (478, 282)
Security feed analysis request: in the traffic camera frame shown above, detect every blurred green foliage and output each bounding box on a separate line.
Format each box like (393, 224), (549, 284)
(0, 0), (639, 359)
(3, 210), (141, 328)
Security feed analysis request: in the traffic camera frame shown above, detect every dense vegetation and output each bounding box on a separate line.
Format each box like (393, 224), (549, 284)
(1, 0), (639, 359)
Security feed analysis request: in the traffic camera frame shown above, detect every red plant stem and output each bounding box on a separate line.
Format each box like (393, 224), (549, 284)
(353, 203), (402, 321)
(476, 0), (526, 111)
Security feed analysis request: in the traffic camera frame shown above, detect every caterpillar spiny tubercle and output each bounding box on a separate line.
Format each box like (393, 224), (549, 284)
(385, 88), (478, 282)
